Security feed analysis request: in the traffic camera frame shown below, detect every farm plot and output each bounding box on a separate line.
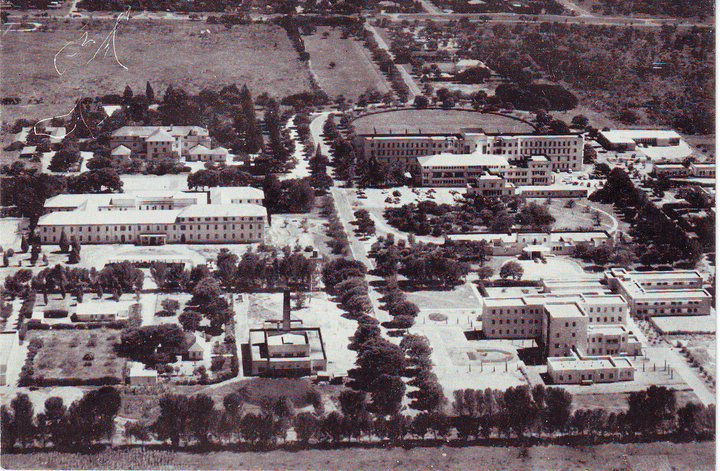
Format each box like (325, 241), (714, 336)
(27, 329), (126, 383)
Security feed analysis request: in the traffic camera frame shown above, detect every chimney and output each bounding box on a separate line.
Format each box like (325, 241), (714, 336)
(282, 290), (291, 331)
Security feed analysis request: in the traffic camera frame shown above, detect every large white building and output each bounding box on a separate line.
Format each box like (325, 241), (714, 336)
(482, 293), (641, 384)
(598, 130), (682, 151)
(603, 268), (712, 317)
(110, 126), (212, 159)
(418, 153), (554, 188)
(37, 187), (267, 245)
(447, 230), (611, 256)
(355, 129), (584, 173)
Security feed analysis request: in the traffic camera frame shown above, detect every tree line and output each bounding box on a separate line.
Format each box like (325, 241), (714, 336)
(2, 384), (713, 452)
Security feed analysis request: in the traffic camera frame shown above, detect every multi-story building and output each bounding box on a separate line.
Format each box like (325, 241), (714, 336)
(547, 354), (635, 385)
(110, 126), (212, 159)
(481, 293), (640, 384)
(355, 129), (584, 173)
(37, 205), (267, 245)
(44, 188), (264, 213)
(37, 187), (267, 245)
(418, 153), (554, 187)
(603, 268), (712, 317)
(248, 291), (327, 377)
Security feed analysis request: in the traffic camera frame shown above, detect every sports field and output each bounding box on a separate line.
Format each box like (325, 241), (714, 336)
(351, 109), (536, 134)
(1, 21), (312, 124)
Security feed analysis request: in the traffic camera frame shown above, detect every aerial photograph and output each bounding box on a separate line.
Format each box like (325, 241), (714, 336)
(0, 0), (715, 469)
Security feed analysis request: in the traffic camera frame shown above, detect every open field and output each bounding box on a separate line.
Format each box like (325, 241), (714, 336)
(4, 441), (714, 470)
(27, 329), (125, 382)
(405, 282), (481, 311)
(1, 21), (311, 124)
(486, 256), (592, 281)
(303, 27), (390, 100)
(351, 109), (535, 134)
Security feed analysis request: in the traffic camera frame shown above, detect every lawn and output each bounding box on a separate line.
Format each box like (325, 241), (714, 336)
(3, 441), (714, 470)
(351, 109), (535, 134)
(28, 329), (125, 382)
(303, 27), (390, 101)
(1, 21), (312, 125)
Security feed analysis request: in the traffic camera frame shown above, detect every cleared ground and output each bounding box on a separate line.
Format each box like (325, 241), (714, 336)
(351, 109), (535, 134)
(27, 329), (125, 382)
(4, 441), (714, 470)
(303, 27), (390, 100)
(1, 21), (312, 124)
(653, 315), (717, 334)
(486, 256), (592, 281)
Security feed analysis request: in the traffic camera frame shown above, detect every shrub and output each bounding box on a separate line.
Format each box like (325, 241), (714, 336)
(44, 309), (69, 318)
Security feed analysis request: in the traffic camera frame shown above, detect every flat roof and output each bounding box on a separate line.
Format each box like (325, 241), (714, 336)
(129, 362), (158, 377)
(111, 125), (207, 138)
(209, 186), (265, 203)
(547, 356), (616, 370)
(267, 332), (308, 346)
(418, 152), (510, 168)
(545, 303), (585, 319)
(39, 209), (181, 226)
(178, 203), (266, 218)
(76, 302), (119, 315)
(599, 129), (682, 141)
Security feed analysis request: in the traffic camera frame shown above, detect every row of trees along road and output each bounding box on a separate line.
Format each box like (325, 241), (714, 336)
(2, 385), (714, 451)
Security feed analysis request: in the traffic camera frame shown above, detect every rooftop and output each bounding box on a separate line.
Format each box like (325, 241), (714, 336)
(544, 303), (586, 319)
(599, 129), (682, 142)
(0, 331), (18, 367)
(418, 152), (510, 168)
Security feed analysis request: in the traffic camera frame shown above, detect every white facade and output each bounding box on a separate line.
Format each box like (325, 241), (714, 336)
(356, 130), (584, 173)
(603, 268), (712, 317)
(37, 204), (267, 245)
(110, 126), (211, 158)
(481, 292), (640, 383)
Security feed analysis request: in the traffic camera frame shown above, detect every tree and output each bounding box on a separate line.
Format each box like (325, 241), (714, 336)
(179, 310), (202, 331)
(145, 81), (156, 103)
(502, 386), (537, 438)
(125, 421), (151, 445)
(542, 387), (573, 433)
(293, 412), (320, 444)
(153, 394), (189, 447)
(499, 261), (524, 281)
(20, 235), (28, 253)
(58, 230), (69, 253)
(626, 386), (677, 436)
(66, 387), (121, 448)
(9, 393), (35, 448)
(413, 95), (429, 108)
(477, 266), (494, 282)
(42, 396), (67, 448)
(369, 374), (405, 416)
(571, 115), (589, 128)
(339, 390), (368, 420)
(187, 394), (216, 446)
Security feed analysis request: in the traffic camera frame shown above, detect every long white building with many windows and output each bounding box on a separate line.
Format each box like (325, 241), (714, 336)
(355, 129), (584, 173)
(37, 187), (267, 245)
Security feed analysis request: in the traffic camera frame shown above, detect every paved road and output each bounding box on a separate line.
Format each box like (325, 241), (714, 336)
(382, 11), (711, 28)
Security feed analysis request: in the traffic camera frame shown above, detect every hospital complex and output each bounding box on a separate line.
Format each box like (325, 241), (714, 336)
(481, 269), (711, 385)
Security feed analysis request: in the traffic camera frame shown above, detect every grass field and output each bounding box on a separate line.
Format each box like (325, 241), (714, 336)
(29, 329), (125, 381)
(3, 441), (714, 470)
(303, 27), (390, 101)
(351, 109), (535, 134)
(1, 21), (312, 124)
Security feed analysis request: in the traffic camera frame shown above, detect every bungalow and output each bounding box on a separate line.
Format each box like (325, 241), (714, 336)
(127, 361), (158, 385)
